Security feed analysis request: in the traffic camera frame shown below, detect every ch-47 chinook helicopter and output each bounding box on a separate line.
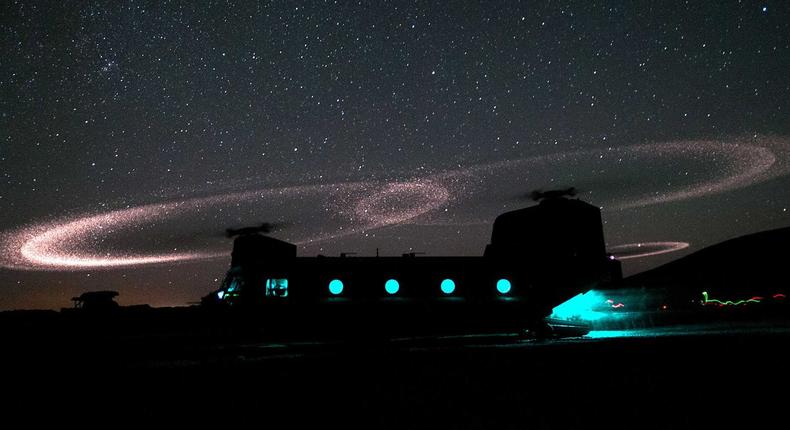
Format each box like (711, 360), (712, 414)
(202, 188), (622, 339)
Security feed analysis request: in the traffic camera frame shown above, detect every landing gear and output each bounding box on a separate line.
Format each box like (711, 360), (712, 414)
(522, 318), (591, 339)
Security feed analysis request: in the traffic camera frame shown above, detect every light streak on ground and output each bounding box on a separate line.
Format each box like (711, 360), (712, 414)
(702, 291), (763, 306)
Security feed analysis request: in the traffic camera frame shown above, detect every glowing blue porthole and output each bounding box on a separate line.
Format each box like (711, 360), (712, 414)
(328, 279), (344, 295)
(440, 278), (456, 295)
(385, 279), (400, 295)
(496, 278), (512, 294)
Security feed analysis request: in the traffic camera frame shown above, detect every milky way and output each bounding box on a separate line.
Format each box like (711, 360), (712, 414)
(3, 2), (790, 311)
(2, 136), (788, 271)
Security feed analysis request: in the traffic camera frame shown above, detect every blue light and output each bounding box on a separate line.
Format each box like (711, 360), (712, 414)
(217, 291), (225, 299)
(440, 278), (456, 294)
(227, 279), (238, 292)
(385, 279), (400, 295)
(550, 290), (609, 322)
(496, 278), (512, 294)
(328, 279), (344, 295)
(265, 278), (289, 297)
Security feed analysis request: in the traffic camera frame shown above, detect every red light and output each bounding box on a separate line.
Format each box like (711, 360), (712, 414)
(606, 298), (625, 309)
(773, 294), (786, 300)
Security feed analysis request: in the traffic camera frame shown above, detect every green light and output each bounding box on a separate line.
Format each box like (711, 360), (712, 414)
(496, 278), (511, 294)
(385, 279), (400, 295)
(328, 279), (344, 295)
(440, 278), (456, 295)
(701, 291), (762, 306)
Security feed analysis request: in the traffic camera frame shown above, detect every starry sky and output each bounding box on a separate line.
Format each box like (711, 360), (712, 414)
(2, 1), (790, 310)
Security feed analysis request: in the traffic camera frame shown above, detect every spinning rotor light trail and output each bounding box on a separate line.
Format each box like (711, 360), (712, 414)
(1, 136), (789, 271)
(607, 242), (691, 260)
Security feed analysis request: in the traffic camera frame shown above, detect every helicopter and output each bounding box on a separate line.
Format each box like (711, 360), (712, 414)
(202, 191), (622, 339)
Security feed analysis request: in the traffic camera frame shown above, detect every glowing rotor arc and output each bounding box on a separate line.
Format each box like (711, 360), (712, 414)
(0, 180), (449, 270)
(354, 181), (450, 226)
(2, 135), (789, 271)
(608, 242), (690, 260)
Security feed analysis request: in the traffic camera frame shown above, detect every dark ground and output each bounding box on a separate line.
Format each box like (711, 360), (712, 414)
(2, 315), (787, 428)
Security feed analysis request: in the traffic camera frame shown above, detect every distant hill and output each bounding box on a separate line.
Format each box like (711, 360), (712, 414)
(620, 226), (790, 296)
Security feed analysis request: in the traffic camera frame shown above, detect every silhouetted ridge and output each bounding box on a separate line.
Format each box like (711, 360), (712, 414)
(622, 226), (790, 292)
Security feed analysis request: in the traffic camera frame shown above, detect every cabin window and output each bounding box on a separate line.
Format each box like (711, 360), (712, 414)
(265, 278), (289, 297)
(496, 278), (512, 294)
(441, 278), (456, 295)
(227, 279), (239, 293)
(222, 278), (242, 302)
(328, 279), (344, 295)
(385, 279), (400, 295)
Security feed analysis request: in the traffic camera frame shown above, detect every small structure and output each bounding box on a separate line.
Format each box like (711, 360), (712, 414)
(71, 291), (120, 311)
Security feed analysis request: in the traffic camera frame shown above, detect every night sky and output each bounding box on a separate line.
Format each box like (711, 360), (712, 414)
(2, 1), (790, 310)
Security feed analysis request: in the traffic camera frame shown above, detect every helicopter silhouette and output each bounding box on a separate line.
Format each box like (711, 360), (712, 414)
(225, 222), (287, 238)
(526, 187), (579, 202)
(203, 189), (621, 339)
